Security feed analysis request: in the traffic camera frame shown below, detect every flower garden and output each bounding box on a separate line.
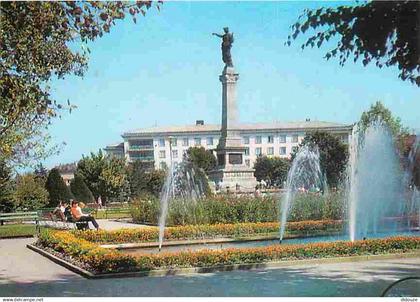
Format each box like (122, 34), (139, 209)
(33, 218), (420, 276)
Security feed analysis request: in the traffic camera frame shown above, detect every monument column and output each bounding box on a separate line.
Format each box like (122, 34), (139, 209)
(218, 67), (242, 149)
(208, 27), (257, 192)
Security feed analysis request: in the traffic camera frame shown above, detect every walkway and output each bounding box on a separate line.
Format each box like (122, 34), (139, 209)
(1, 238), (419, 297)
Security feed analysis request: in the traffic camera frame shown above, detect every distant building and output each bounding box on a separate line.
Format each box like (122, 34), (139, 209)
(56, 162), (77, 186)
(105, 120), (352, 170)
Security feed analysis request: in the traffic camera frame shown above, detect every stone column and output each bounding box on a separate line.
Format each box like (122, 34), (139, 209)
(218, 66), (242, 149)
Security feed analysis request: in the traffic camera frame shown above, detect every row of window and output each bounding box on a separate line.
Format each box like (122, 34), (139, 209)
(157, 146), (299, 160)
(245, 146), (298, 156)
(243, 135), (299, 145)
(157, 135), (299, 147)
(158, 137), (214, 148)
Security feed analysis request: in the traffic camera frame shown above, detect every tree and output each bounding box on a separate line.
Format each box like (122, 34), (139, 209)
(70, 173), (94, 203)
(13, 174), (49, 210)
(127, 160), (166, 197)
(45, 168), (73, 207)
(288, 1), (419, 86)
(0, 1), (162, 165)
(0, 160), (15, 212)
(358, 101), (409, 137)
(34, 163), (49, 185)
(253, 156), (290, 187)
(76, 150), (129, 203)
(184, 147), (217, 173)
(293, 131), (348, 188)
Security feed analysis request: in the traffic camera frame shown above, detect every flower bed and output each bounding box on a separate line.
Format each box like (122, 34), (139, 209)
(73, 220), (343, 244)
(36, 229), (420, 275)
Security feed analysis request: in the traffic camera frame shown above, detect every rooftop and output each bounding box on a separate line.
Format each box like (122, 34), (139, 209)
(123, 121), (353, 137)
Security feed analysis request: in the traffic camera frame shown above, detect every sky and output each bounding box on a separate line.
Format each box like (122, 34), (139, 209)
(45, 1), (420, 168)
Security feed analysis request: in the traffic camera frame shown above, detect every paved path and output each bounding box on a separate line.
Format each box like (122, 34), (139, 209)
(39, 219), (153, 231)
(1, 238), (419, 297)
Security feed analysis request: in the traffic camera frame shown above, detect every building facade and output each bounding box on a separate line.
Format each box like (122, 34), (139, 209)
(105, 120), (353, 170)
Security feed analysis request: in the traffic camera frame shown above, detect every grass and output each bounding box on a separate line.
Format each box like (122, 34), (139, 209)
(94, 210), (132, 220)
(0, 224), (38, 238)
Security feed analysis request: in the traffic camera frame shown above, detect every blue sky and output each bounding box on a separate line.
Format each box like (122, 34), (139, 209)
(46, 1), (420, 168)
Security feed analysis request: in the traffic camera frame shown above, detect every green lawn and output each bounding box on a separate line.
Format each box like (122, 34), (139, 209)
(0, 224), (38, 238)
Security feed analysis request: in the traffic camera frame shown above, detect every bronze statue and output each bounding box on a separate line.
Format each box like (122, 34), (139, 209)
(212, 27), (234, 67)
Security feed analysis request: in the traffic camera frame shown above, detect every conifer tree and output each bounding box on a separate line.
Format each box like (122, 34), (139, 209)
(45, 168), (73, 207)
(70, 173), (94, 203)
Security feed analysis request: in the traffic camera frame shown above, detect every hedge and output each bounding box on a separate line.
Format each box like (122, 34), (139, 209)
(73, 220), (344, 244)
(130, 192), (345, 226)
(36, 230), (420, 274)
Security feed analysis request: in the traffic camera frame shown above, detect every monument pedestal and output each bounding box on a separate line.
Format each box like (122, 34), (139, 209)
(208, 66), (257, 192)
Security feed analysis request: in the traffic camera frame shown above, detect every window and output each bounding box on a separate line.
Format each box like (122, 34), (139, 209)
(267, 135), (274, 143)
(194, 138), (201, 146)
(245, 159), (250, 167)
(172, 150), (178, 159)
(267, 147), (274, 155)
(292, 135), (299, 143)
(255, 136), (262, 144)
(243, 137), (250, 144)
(158, 138), (165, 147)
(280, 147), (286, 155)
(159, 162), (167, 170)
(170, 138), (177, 147)
(183, 138), (189, 147)
(244, 147), (249, 156)
(255, 147), (262, 156)
(279, 135), (286, 143)
(206, 137), (213, 146)
(159, 150), (166, 159)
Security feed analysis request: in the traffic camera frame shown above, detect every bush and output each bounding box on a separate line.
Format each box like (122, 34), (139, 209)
(37, 230), (420, 274)
(130, 193), (345, 226)
(74, 220), (343, 244)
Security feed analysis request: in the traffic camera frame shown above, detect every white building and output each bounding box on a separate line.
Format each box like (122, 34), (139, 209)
(105, 120), (353, 170)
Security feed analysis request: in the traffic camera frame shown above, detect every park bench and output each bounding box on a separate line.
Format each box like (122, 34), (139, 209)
(0, 211), (40, 233)
(38, 207), (97, 231)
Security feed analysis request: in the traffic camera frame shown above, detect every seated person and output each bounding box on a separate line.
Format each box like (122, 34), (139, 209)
(70, 200), (100, 230)
(51, 201), (67, 221)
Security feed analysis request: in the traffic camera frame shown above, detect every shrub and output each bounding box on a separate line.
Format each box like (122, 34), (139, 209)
(36, 230), (420, 274)
(13, 173), (49, 210)
(130, 193), (345, 226)
(73, 220), (343, 244)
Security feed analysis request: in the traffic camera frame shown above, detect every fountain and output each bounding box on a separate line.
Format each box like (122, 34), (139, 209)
(158, 160), (206, 251)
(405, 135), (420, 230)
(279, 144), (324, 241)
(347, 121), (405, 241)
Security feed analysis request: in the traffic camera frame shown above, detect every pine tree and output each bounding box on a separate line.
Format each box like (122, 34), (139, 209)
(45, 168), (73, 207)
(70, 173), (94, 204)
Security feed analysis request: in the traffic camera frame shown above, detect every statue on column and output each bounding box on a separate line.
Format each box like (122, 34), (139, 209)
(212, 27), (234, 67)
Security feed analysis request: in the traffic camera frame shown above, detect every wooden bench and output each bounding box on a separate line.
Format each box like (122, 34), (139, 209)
(0, 211), (40, 233)
(37, 208), (96, 230)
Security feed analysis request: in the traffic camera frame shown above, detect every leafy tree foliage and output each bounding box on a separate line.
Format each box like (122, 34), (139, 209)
(293, 131), (348, 188)
(0, 1), (161, 165)
(13, 174), (49, 210)
(45, 168), (73, 207)
(358, 101), (409, 137)
(70, 173), (94, 203)
(127, 161), (165, 197)
(0, 161), (14, 212)
(253, 156), (291, 188)
(76, 150), (129, 203)
(288, 1), (419, 86)
(184, 147), (217, 173)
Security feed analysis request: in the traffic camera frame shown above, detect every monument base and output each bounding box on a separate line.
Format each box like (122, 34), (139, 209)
(208, 146), (258, 193)
(208, 167), (258, 193)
